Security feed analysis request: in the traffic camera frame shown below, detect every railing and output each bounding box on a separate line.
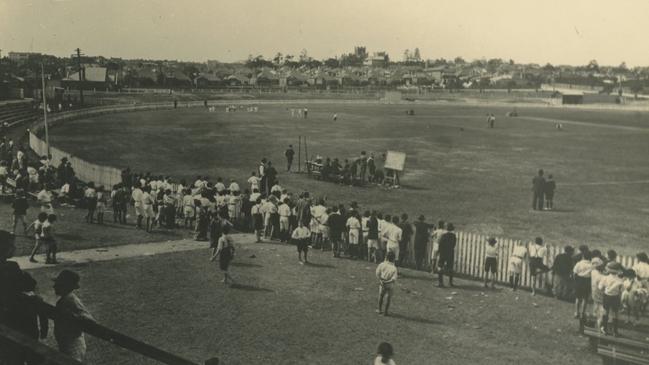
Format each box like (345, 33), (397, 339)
(0, 294), (205, 365)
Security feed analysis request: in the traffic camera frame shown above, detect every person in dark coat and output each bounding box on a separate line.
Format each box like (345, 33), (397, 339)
(284, 145), (295, 172)
(413, 215), (431, 270)
(544, 174), (556, 210)
(398, 213), (413, 267)
(532, 169), (546, 210)
(552, 245), (575, 300)
(437, 223), (457, 287)
(327, 207), (345, 258)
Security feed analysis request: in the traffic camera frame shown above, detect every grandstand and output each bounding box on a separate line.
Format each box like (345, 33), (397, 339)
(0, 99), (37, 128)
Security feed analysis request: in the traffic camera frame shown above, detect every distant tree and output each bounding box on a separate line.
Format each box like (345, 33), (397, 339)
(299, 49), (309, 62)
(273, 52), (283, 65)
(454, 57), (466, 65)
(542, 63), (555, 72)
(414, 48), (421, 60)
(245, 55), (273, 69)
(508, 59), (515, 65)
(324, 58), (340, 68)
(403, 49), (411, 62)
(587, 59), (599, 72)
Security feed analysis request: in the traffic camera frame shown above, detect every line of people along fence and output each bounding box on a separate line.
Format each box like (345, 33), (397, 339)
(27, 102), (643, 291)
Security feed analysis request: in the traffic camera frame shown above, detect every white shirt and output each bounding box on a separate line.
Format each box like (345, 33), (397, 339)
(346, 216), (361, 231)
(278, 203), (291, 217)
(291, 226), (311, 240)
(632, 262), (649, 280)
(374, 356), (396, 365)
(37, 190), (51, 204)
(573, 259), (592, 278)
(528, 244), (547, 259)
(229, 182), (240, 192)
(599, 274), (625, 296)
(385, 224), (402, 247)
(249, 192), (261, 202)
(376, 261), (398, 283)
(271, 184), (282, 193)
(132, 188), (143, 206)
(247, 176), (260, 191)
(511, 245), (527, 259)
(311, 205), (327, 224)
(215, 182), (226, 192)
(485, 244), (499, 258)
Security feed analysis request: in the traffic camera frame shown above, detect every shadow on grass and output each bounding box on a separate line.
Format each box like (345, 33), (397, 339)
(399, 272), (433, 282)
(305, 262), (336, 269)
(232, 262), (263, 268)
(230, 283), (274, 293)
(57, 233), (84, 240)
(387, 313), (440, 325)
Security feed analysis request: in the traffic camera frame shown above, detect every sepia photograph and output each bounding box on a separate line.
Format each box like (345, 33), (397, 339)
(1, 0), (649, 364)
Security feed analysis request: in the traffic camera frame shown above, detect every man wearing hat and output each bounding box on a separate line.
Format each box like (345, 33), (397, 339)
(53, 269), (95, 362)
(413, 215), (431, 271)
(437, 223), (457, 287)
(598, 261), (624, 335)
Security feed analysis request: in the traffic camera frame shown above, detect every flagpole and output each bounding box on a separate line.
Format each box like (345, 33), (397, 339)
(40, 63), (50, 160)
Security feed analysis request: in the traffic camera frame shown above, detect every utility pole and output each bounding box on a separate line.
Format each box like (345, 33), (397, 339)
(41, 63), (50, 158)
(74, 48), (85, 105)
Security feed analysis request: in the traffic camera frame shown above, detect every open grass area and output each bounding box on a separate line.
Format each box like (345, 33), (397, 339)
(26, 236), (602, 365)
(48, 102), (649, 254)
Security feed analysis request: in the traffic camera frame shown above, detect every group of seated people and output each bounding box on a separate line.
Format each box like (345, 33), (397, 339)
(307, 151), (386, 185)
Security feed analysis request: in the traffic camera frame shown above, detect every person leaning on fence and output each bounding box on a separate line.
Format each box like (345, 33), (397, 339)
(573, 250), (593, 320)
(598, 261), (625, 336)
(484, 237), (500, 289)
(430, 221), (446, 274)
(53, 269), (95, 362)
(551, 245), (575, 300)
(528, 237), (550, 296)
(590, 257), (606, 330)
(508, 241), (528, 291)
(437, 223), (457, 288)
(413, 215), (431, 271)
(376, 251), (398, 316)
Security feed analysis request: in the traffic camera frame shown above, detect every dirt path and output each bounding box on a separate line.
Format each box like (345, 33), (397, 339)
(15, 233), (258, 270)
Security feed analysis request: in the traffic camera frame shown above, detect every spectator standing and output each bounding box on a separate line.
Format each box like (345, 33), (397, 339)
(551, 245), (575, 300)
(599, 261), (625, 335)
(285, 145), (295, 172)
(53, 270), (95, 362)
(366, 211), (379, 263)
(413, 215), (430, 270)
(27, 212), (48, 263)
(509, 241), (528, 291)
(211, 226), (236, 286)
(528, 237), (550, 296)
(376, 251), (398, 316)
(398, 214), (413, 266)
(532, 169), (546, 211)
(437, 223), (457, 287)
(430, 221), (446, 274)
(484, 238), (500, 289)
(544, 174), (556, 210)
(11, 189), (29, 235)
(291, 220), (311, 264)
(573, 251), (593, 319)
(591, 257), (606, 330)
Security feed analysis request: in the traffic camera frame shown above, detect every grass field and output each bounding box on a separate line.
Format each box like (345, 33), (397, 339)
(27, 236), (603, 365)
(48, 102), (649, 254)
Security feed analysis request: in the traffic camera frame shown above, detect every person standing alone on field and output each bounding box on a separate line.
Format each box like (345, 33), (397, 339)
(532, 169), (546, 211)
(376, 251), (398, 316)
(544, 174), (556, 210)
(285, 145), (295, 172)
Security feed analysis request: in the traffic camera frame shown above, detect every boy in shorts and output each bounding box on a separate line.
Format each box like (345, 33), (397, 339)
(484, 237), (499, 289)
(292, 220), (311, 264)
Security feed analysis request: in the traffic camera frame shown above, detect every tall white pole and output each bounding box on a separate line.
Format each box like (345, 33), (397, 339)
(40, 63), (50, 160)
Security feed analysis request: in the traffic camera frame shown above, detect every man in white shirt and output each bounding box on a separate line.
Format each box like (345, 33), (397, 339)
(131, 184), (144, 229)
(384, 216), (403, 263)
(247, 172), (260, 192)
(228, 179), (240, 194)
(215, 178), (226, 193)
(430, 221), (446, 273)
(376, 251), (398, 316)
(278, 199), (292, 243)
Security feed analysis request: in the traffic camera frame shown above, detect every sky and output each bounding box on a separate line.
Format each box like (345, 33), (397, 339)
(1, 0), (648, 66)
